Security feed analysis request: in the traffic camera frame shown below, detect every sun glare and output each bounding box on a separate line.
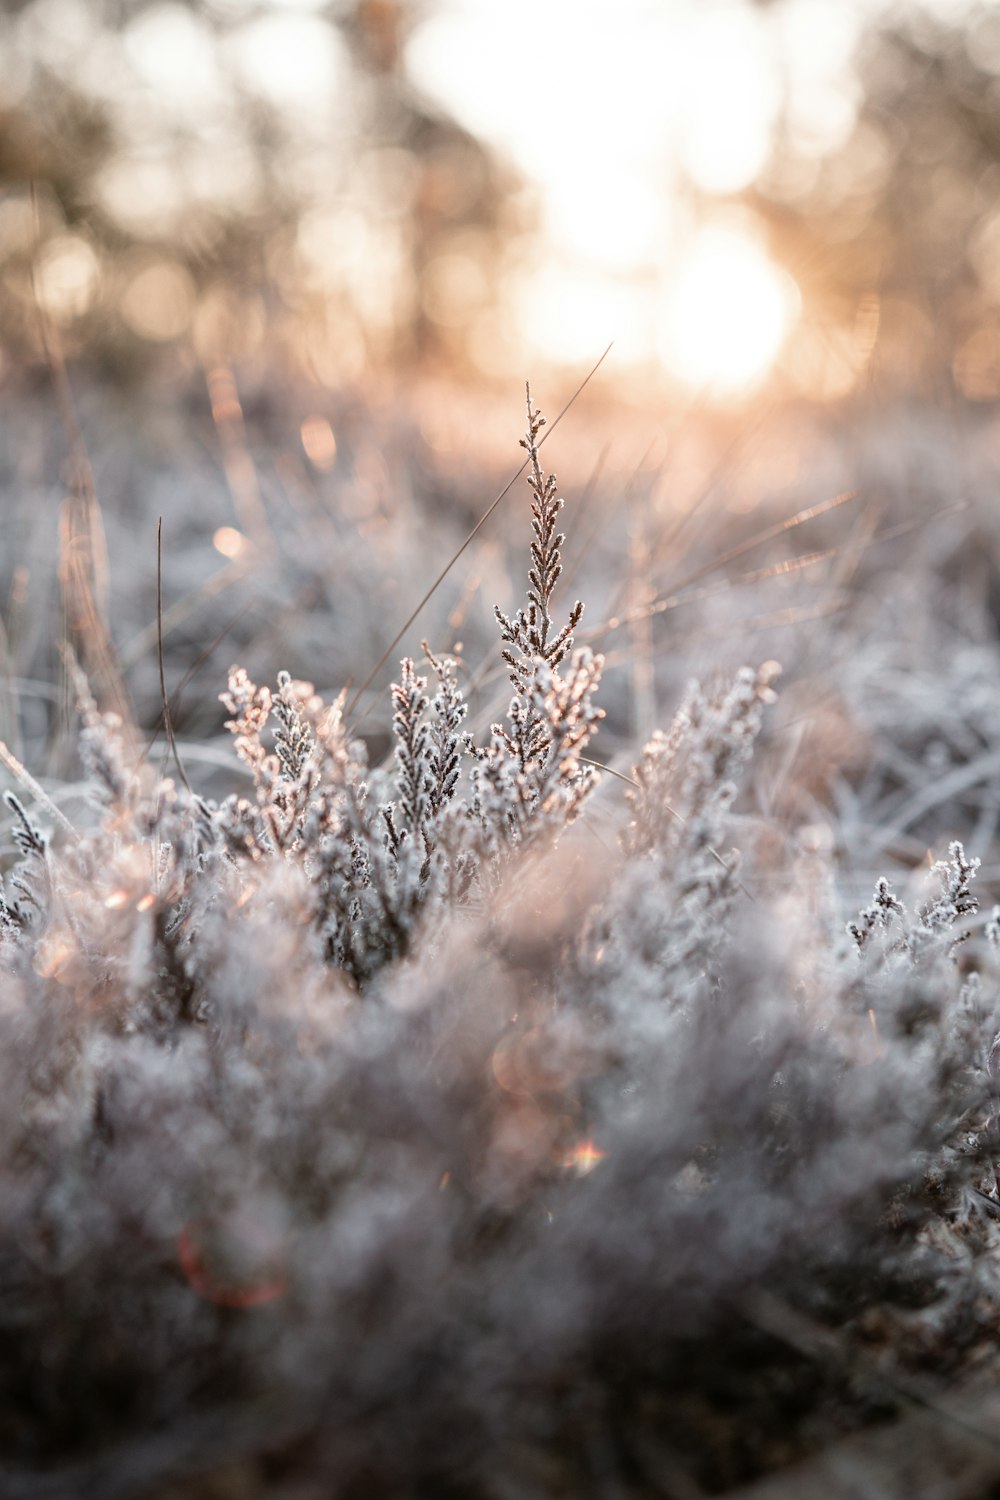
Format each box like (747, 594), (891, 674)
(404, 1), (845, 392)
(673, 9), (779, 194)
(659, 228), (800, 394)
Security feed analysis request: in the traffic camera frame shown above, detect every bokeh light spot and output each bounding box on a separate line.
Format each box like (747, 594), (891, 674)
(123, 5), (223, 116)
(675, 9), (779, 194)
(34, 234), (100, 323)
(514, 262), (650, 367)
(98, 156), (186, 236)
(659, 228), (800, 394)
(421, 252), (488, 328)
(213, 526), (248, 559)
(300, 415), (337, 470)
(121, 260), (195, 342)
(230, 14), (345, 112)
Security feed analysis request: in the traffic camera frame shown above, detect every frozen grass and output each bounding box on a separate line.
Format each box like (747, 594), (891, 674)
(0, 382), (999, 1498)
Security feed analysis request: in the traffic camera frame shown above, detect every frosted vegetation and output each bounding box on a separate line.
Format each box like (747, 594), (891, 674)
(1, 391), (999, 1498)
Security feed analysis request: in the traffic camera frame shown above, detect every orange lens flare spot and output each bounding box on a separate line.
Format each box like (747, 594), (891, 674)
(300, 414), (337, 470)
(213, 526), (248, 560)
(104, 890), (130, 910)
(207, 365), (243, 425)
(561, 1140), (606, 1176)
(33, 932), (77, 982)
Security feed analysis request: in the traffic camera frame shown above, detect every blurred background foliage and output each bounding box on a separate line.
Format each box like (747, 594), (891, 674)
(1, 0), (999, 406)
(0, 0), (521, 388)
(755, 3), (1000, 403)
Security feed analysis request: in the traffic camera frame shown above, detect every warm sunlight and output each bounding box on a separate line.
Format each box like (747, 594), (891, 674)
(658, 227), (800, 394)
(406, 0), (853, 390)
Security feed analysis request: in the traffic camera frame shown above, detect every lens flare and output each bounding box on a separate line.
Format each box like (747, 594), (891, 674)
(561, 1140), (606, 1176)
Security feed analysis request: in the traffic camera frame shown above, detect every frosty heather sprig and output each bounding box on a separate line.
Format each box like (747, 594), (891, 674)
(495, 384), (584, 695)
(0, 791), (47, 937)
(848, 876), (906, 950)
(850, 842), (980, 958)
(272, 668), (315, 784)
(387, 655), (432, 852)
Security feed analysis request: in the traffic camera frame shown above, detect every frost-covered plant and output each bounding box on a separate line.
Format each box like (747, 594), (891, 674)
(843, 847), (1000, 1193)
(0, 791), (48, 939)
(201, 388), (605, 984)
(472, 387), (604, 872)
(570, 661), (782, 1036)
(1, 393), (999, 1500)
(494, 389), (584, 693)
(849, 840), (980, 957)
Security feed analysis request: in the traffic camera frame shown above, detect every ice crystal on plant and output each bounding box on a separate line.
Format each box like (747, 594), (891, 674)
(849, 876), (906, 950)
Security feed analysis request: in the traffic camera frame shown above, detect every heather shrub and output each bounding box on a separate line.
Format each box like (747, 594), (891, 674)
(0, 392), (998, 1499)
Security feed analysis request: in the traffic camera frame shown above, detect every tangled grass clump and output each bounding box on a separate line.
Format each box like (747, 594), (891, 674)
(1, 390), (999, 1499)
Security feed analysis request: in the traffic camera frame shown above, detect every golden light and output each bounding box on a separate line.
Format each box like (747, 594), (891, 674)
(514, 262), (649, 367)
(34, 234), (100, 323)
(784, 324), (860, 401)
(98, 156), (187, 236)
(775, 0), (861, 157)
(659, 228), (800, 395)
(404, 1), (863, 390)
(33, 931), (77, 984)
(300, 415), (337, 470)
(120, 259), (195, 342)
(545, 169), (668, 272)
(953, 327), (1000, 402)
(213, 526), (248, 560)
(673, 9), (778, 194)
(561, 1140), (606, 1177)
(421, 251), (489, 328)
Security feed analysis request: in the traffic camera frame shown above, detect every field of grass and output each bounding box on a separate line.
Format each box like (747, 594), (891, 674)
(1, 366), (999, 1499)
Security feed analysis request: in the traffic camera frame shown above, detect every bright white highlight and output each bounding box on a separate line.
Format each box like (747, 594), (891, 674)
(673, 8), (779, 194)
(230, 14), (345, 112)
(659, 229), (800, 394)
(123, 5), (223, 116)
(405, 0), (825, 388)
